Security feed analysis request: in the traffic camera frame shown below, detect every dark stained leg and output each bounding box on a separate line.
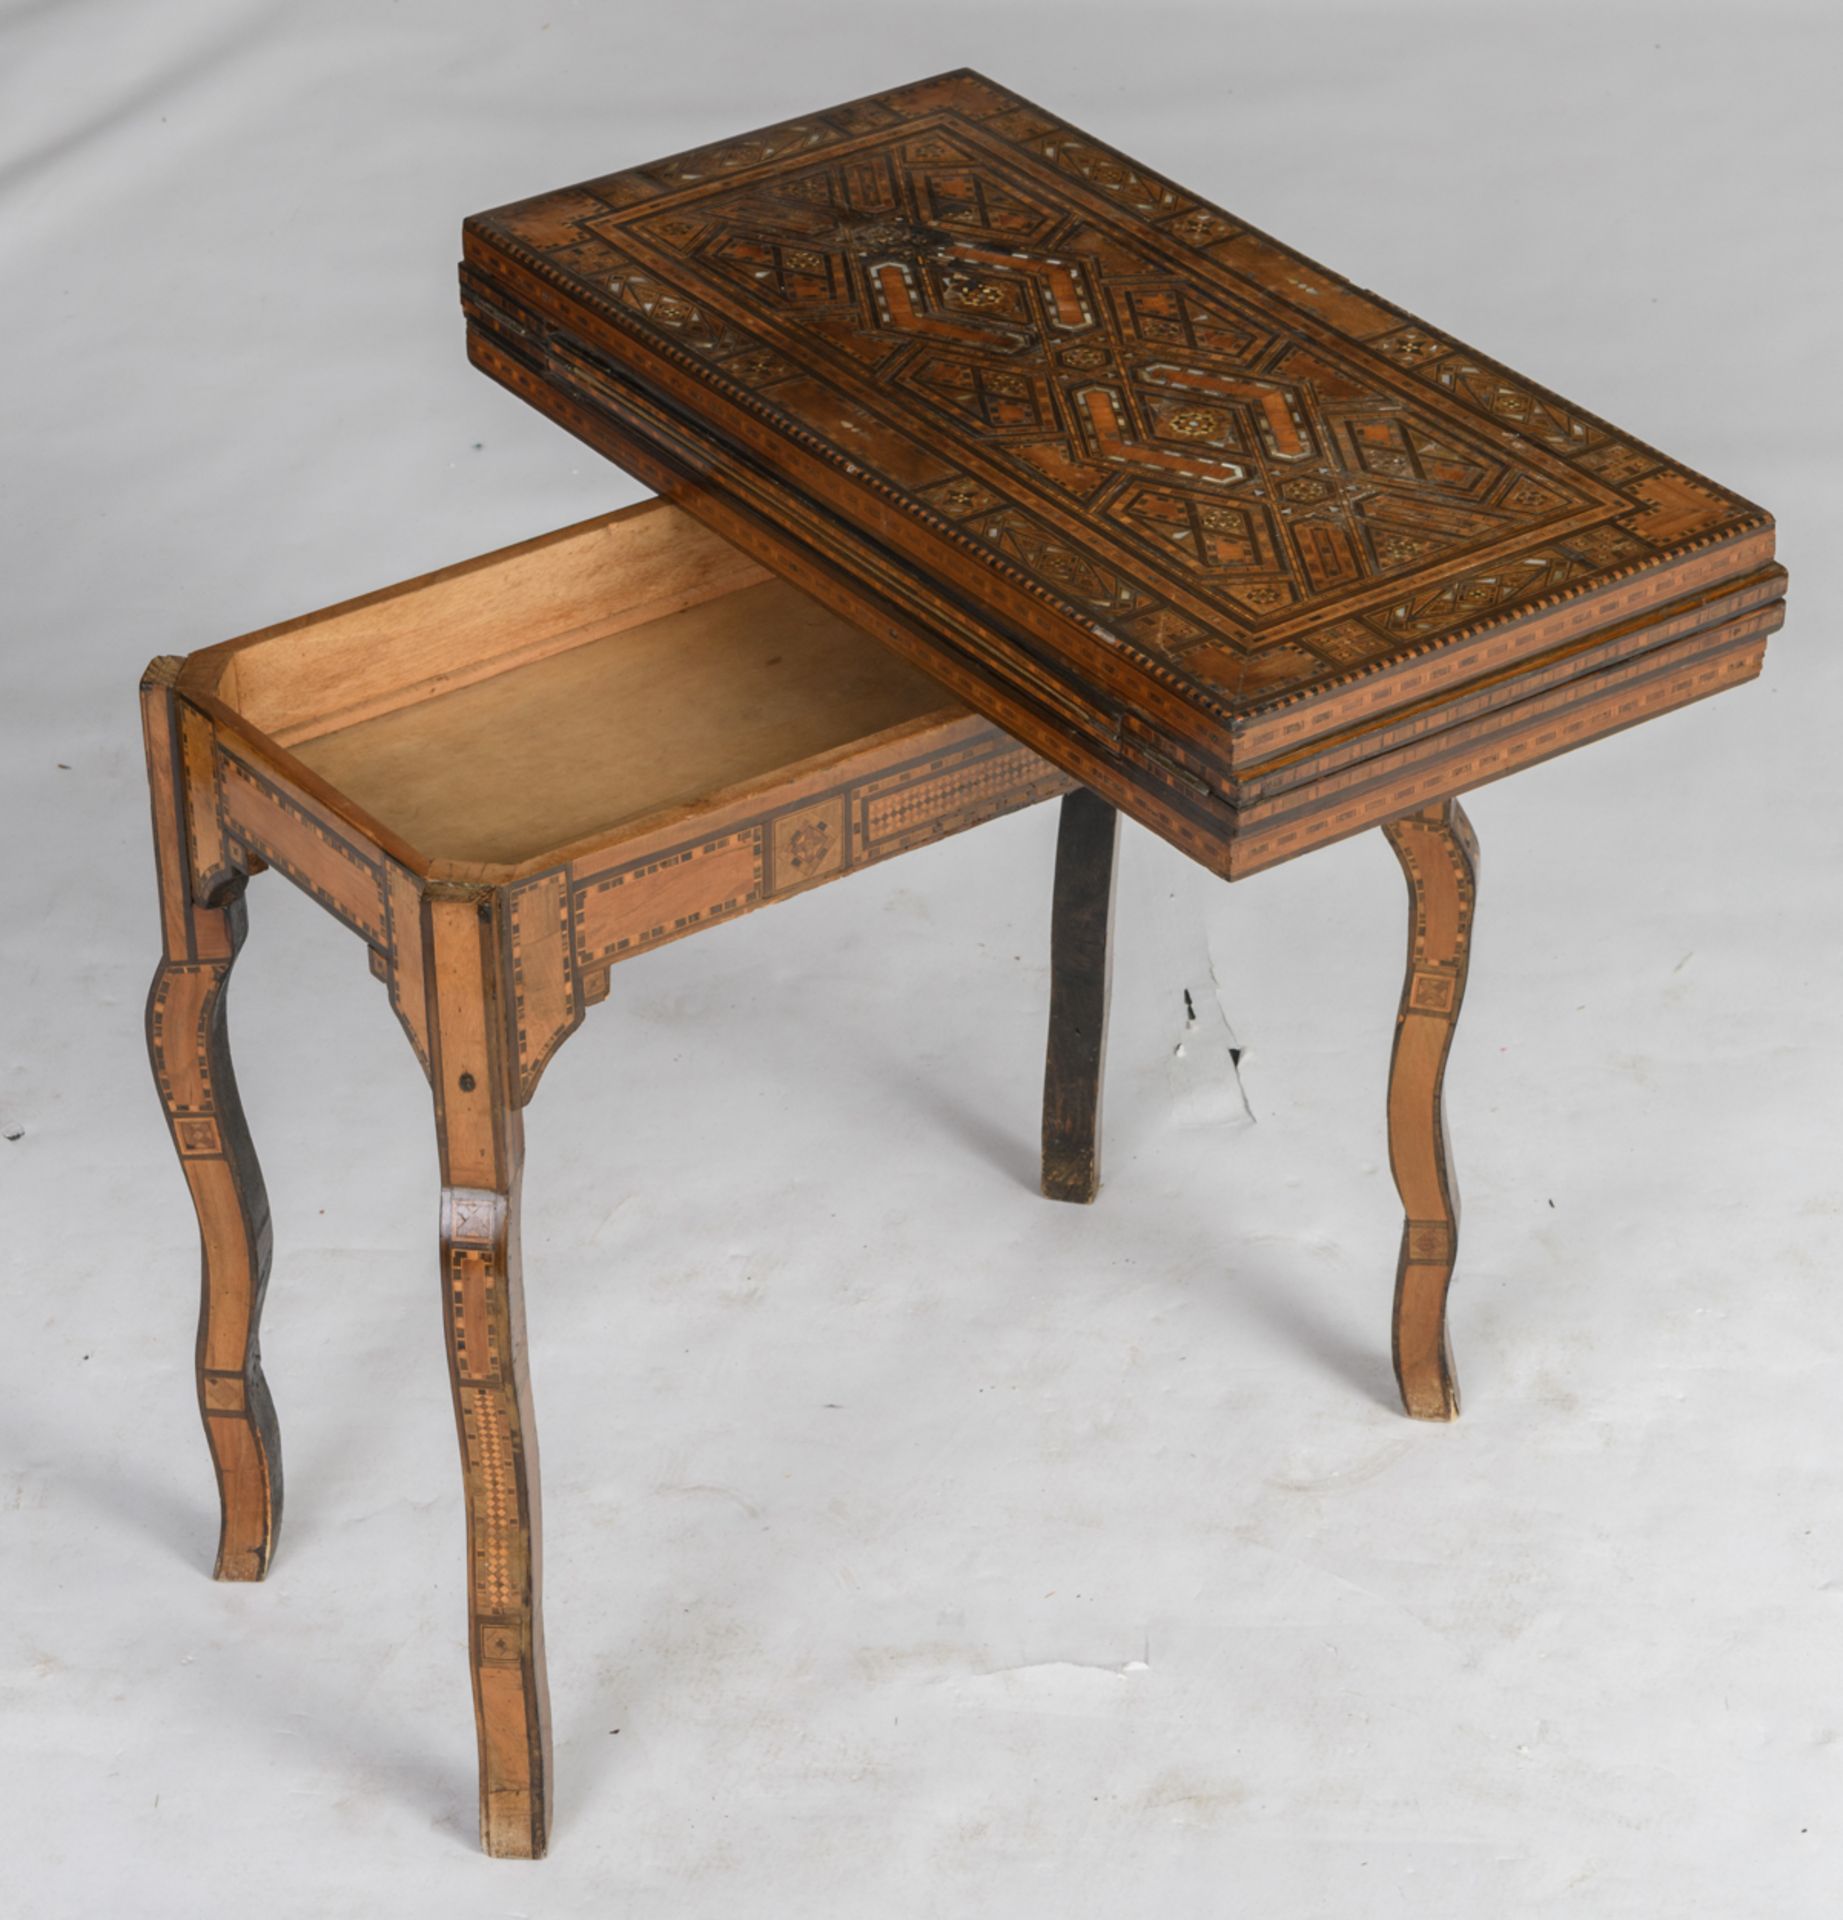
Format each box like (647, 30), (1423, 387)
(425, 887), (551, 1860)
(142, 665), (282, 1581)
(1041, 787), (1120, 1204)
(1381, 798), (1480, 1421)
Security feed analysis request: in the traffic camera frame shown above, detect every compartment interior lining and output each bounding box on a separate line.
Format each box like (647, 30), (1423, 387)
(289, 575), (957, 864)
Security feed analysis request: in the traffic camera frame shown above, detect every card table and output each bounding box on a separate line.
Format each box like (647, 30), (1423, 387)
(146, 70), (1784, 1856)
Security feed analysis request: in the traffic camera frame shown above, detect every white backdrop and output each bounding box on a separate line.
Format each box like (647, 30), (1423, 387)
(3, 3), (1839, 1914)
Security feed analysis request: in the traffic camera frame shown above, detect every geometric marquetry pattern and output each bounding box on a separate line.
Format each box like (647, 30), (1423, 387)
(472, 69), (1770, 714)
(1391, 820), (1476, 1007)
(461, 1384), (518, 1614)
(445, 1188), (521, 1619)
(148, 963), (223, 1134)
(1230, 625), (1765, 874)
(217, 750), (389, 946)
(508, 871), (576, 1104)
(1404, 1221), (1454, 1264)
(565, 735), (1063, 972)
(574, 831), (764, 968)
(856, 741), (1055, 851)
(489, 731), (1072, 1102)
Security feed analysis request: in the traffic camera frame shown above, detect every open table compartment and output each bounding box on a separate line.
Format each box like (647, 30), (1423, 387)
(161, 496), (1073, 1091)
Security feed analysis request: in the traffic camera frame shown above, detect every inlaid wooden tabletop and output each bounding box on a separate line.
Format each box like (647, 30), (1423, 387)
(461, 68), (1783, 876)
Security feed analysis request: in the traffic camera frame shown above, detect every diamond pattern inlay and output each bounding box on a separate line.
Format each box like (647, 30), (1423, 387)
(476, 70), (1768, 715)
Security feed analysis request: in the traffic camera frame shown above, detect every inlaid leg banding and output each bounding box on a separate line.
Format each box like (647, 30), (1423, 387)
(1041, 787), (1120, 1204)
(426, 889), (552, 1860)
(143, 666), (282, 1580)
(1381, 799), (1480, 1421)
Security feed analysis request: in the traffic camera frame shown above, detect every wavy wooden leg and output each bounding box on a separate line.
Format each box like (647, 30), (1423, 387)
(1381, 798), (1480, 1421)
(1041, 787), (1120, 1204)
(142, 667), (281, 1580)
(426, 888), (551, 1859)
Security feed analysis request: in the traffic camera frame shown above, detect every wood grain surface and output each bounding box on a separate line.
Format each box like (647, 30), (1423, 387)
(1382, 798), (1480, 1420)
(142, 662), (283, 1580)
(1040, 787), (1119, 1203)
(426, 887), (551, 1857)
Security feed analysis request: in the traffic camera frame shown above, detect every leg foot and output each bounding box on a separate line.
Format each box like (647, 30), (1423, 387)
(427, 889), (552, 1859)
(1041, 787), (1119, 1204)
(1381, 799), (1479, 1421)
(143, 669), (281, 1578)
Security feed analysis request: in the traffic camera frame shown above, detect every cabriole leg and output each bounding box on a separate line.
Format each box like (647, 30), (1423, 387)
(142, 667), (281, 1580)
(1381, 798), (1480, 1421)
(1041, 787), (1120, 1204)
(425, 887), (552, 1859)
